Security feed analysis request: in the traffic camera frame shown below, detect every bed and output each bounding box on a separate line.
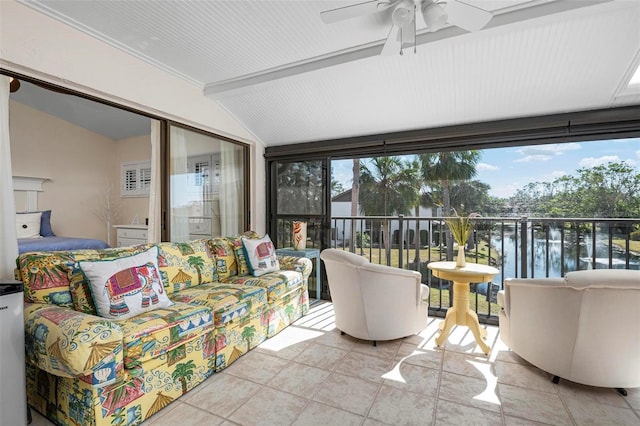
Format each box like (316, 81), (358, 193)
(14, 176), (110, 254)
(18, 236), (110, 254)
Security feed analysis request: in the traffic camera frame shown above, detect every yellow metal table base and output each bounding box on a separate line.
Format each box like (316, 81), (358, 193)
(428, 262), (498, 356)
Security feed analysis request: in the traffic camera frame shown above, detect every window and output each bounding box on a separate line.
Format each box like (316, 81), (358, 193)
(121, 160), (151, 197)
(168, 125), (248, 241)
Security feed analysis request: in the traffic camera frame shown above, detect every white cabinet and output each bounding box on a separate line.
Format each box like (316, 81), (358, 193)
(114, 225), (148, 247)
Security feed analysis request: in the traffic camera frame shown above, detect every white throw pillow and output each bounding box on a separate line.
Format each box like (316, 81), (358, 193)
(16, 212), (42, 238)
(79, 246), (173, 320)
(241, 234), (279, 277)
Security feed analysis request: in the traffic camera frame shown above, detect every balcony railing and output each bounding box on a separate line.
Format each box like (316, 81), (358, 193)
(274, 216), (640, 325)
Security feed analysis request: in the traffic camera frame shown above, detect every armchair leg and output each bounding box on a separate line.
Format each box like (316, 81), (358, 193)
(552, 376), (560, 384)
(372, 341), (377, 347)
(340, 331), (345, 335)
(616, 388), (628, 397)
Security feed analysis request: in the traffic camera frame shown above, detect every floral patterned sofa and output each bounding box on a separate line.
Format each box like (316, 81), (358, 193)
(16, 232), (310, 426)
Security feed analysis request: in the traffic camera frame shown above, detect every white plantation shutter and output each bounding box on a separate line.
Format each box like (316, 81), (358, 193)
(139, 166), (152, 191)
(121, 161), (151, 197)
(124, 169), (137, 192)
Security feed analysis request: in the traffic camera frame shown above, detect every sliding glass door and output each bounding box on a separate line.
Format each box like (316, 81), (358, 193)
(167, 124), (248, 241)
(268, 159), (330, 299)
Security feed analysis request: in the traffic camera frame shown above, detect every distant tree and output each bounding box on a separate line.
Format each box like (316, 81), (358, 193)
(509, 162), (640, 218)
(276, 161), (323, 215)
(420, 151), (480, 259)
(351, 158), (360, 253)
(429, 180), (501, 216)
(359, 157), (421, 261)
(331, 179), (345, 198)
(570, 162), (640, 217)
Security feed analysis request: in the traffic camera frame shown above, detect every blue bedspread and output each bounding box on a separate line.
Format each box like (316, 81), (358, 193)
(18, 237), (110, 254)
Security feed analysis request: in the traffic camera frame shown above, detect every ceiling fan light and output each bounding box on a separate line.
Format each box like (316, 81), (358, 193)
(392, 0), (414, 27)
(421, 1), (447, 32)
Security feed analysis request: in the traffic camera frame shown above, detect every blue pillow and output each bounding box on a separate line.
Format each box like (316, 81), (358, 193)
(40, 210), (56, 237)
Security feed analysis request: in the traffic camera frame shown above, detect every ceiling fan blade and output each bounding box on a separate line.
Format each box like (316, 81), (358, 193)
(321, 0), (390, 24)
(381, 25), (401, 56)
(445, 0), (493, 32)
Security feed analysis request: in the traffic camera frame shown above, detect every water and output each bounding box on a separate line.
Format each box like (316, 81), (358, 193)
(482, 228), (640, 293)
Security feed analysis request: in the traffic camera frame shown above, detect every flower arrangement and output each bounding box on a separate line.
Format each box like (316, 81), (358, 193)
(444, 210), (480, 267)
(444, 211), (479, 246)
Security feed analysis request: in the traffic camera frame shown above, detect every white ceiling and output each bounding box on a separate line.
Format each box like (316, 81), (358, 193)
(10, 80), (151, 140)
(14, 0), (640, 146)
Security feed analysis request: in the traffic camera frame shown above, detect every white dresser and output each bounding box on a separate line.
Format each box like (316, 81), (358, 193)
(113, 224), (148, 247)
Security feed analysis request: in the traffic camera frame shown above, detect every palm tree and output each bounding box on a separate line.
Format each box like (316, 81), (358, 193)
(351, 158), (360, 253)
(284, 304), (295, 323)
(241, 325), (256, 351)
(359, 157), (420, 263)
(171, 360), (195, 395)
(419, 151), (480, 260)
(408, 158), (426, 267)
(187, 256), (205, 283)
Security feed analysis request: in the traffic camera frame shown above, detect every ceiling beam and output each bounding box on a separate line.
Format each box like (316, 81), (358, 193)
(204, 0), (612, 97)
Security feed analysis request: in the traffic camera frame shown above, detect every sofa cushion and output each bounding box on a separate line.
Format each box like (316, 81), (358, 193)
(79, 247), (174, 320)
(116, 301), (213, 369)
(157, 240), (216, 294)
(242, 234), (279, 277)
(169, 283), (266, 327)
(221, 270), (303, 304)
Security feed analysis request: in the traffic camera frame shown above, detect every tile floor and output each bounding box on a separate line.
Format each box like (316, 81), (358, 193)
(31, 302), (640, 426)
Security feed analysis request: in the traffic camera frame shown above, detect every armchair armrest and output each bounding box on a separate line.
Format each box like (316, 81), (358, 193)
(24, 303), (124, 381)
(277, 255), (312, 280)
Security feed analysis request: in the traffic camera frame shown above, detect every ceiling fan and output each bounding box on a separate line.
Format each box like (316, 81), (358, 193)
(320, 0), (493, 56)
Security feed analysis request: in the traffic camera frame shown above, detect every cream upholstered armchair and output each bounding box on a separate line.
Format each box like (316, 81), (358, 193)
(498, 269), (640, 394)
(320, 248), (429, 345)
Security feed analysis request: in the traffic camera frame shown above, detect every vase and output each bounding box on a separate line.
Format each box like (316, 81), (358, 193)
(456, 245), (466, 268)
(293, 221), (307, 250)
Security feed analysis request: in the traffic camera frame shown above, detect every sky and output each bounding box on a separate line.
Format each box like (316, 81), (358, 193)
(332, 137), (640, 199)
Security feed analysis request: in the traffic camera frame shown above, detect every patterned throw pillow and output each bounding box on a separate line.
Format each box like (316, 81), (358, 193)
(157, 240), (216, 293)
(68, 245), (152, 315)
(79, 246), (173, 320)
(206, 237), (238, 280)
(230, 231), (260, 276)
(18, 251), (75, 306)
(241, 234), (279, 277)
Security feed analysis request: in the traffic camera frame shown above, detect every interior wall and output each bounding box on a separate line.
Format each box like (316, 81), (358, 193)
(0, 0), (266, 235)
(9, 100), (115, 240)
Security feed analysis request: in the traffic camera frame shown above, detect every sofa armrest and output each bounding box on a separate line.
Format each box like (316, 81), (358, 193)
(277, 255), (312, 280)
(24, 302), (124, 379)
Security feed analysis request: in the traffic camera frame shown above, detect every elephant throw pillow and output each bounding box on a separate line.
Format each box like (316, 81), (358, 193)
(80, 246), (173, 320)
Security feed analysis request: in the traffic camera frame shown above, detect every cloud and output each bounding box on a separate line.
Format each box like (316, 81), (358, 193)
(491, 182), (521, 198)
(517, 143), (581, 157)
(477, 163), (499, 171)
(515, 154), (553, 163)
(578, 155), (620, 168)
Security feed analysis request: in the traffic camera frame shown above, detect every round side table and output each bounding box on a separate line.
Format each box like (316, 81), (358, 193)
(427, 261), (498, 355)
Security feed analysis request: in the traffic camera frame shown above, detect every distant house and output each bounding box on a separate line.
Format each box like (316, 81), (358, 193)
(330, 189), (443, 247)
